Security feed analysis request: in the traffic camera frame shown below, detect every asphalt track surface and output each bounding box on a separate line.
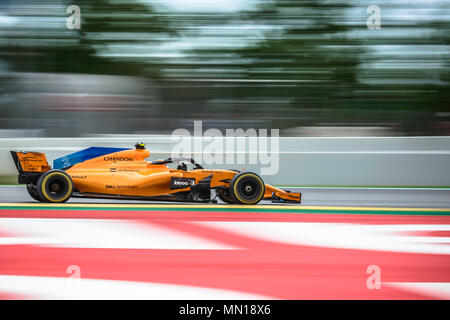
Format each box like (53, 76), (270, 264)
(0, 186), (449, 299)
(1, 185), (450, 207)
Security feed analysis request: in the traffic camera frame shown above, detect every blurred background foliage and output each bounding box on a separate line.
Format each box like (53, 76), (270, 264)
(0, 0), (449, 136)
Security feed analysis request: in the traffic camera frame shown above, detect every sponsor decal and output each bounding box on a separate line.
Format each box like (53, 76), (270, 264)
(105, 185), (137, 189)
(110, 168), (140, 173)
(170, 177), (196, 190)
(70, 175), (87, 179)
(202, 170), (223, 174)
(104, 156), (134, 162)
(116, 185), (137, 189)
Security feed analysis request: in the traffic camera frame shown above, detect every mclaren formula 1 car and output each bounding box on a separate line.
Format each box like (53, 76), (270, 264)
(10, 143), (301, 205)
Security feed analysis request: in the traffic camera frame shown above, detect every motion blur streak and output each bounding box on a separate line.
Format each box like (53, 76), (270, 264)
(0, 0), (449, 137)
(0, 204), (449, 299)
(0, 218), (235, 249)
(0, 275), (269, 300)
(1, 0), (449, 301)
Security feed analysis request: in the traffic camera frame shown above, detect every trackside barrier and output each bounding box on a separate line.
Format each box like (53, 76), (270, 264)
(1, 136), (449, 186)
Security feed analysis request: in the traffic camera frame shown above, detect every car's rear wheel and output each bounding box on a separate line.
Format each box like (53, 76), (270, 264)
(229, 172), (265, 205)
(216, 188), (235, 204)
(36, 170), (73, 203)
(26, 184), (41, 201)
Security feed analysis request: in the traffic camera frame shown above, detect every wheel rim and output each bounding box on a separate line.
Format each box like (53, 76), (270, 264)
(45, 176), (69, 200)
(237, 177), (262, 201)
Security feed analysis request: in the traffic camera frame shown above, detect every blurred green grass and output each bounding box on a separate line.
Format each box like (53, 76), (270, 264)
(0, 176), (17, 185)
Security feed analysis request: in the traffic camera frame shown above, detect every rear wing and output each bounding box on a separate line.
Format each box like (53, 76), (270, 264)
(10, 151), (51, 184)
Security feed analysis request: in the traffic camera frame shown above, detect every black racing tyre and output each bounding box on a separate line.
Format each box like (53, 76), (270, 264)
(36, 170), (73, 203)
(26, 184), (41, 202)
(229, 172), (265, 205)
(216, 188), (235, 204)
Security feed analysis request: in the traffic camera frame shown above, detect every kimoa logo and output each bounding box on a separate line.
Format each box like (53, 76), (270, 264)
(174, 179), (195, 185)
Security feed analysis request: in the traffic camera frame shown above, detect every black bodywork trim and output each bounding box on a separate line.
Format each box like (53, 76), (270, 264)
(17, 172), (42, 185)
(10, 151), (23, 173)
(190, 174), (212, 201)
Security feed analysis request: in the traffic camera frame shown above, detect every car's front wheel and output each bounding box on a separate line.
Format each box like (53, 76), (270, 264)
(229, 172), (265, 205)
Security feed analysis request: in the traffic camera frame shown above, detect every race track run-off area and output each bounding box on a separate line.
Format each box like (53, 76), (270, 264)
(0, 203), (449, 299)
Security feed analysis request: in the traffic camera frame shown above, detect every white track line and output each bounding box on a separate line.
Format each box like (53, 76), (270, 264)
(0, 275), (270, 300)
(384, 282), (450, 300)
(0, 218), (236, 250)
(197, 222), (450, 255)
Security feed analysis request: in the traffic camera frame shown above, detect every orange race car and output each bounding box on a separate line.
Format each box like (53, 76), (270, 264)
(10, 143), (301, 205)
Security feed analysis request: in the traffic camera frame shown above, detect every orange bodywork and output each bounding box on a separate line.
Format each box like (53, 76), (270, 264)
(12, 147), (301, 204)
(13, 152), (51, 173)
